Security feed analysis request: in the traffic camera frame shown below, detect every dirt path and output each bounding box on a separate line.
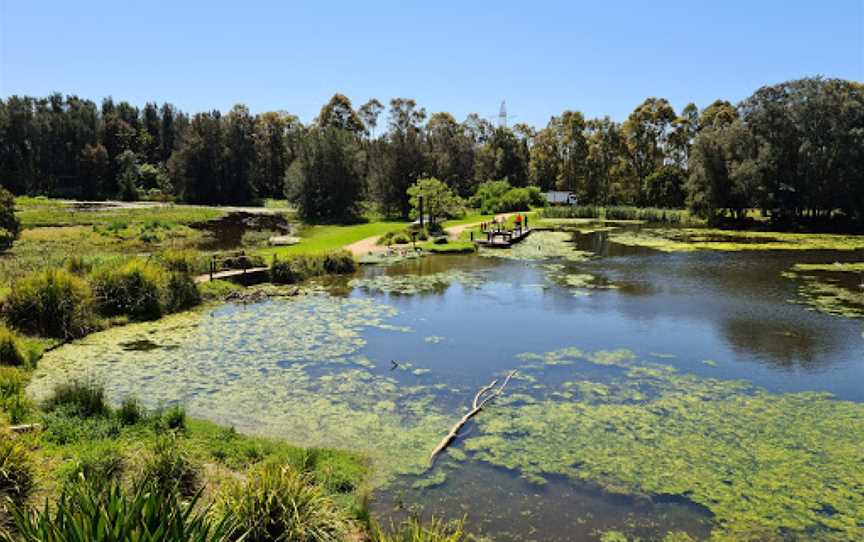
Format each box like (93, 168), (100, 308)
(345, 235), (385, 256)
(345, 213), (521, 256)
(444, 212), (519, 239)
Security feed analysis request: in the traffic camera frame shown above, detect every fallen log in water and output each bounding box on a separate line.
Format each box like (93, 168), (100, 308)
(429, 370), (517, 467)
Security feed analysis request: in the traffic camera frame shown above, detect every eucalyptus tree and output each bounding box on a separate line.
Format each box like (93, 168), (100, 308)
(623, 97), (676, 203)
(358, 98), (384, 138)
(425, 112), (476, 197)
(368, 98), (428, 217)
(317, 93), (364, 134)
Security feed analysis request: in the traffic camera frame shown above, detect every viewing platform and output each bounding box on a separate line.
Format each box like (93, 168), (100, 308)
(475, 226), (532, 248)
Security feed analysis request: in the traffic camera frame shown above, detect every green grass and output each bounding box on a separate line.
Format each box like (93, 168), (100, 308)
(258, 220), (411, 258)
(15, 198), (225, 229)
(3, 199), (220, 287)
(420, 241), (476, 254)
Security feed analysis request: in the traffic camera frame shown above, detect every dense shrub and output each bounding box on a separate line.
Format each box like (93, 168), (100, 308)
(0, 187), (20, 252)
(91, 259), (167, 320)
(271, 251), (356, 284)
(4, 269), (96, 339)
(2, 480), (232, 542)
(214, 464), (352, 542)
(165, 272), (201, 312)
(44, 380), (108, 418)
(470, 180), (511, 214)
(0, 434), (34, 506)
(0, 326), (25, 367)
(322, 251), (357, 275)
(159, 250), (204, 274)
(470, 180), (543, 214)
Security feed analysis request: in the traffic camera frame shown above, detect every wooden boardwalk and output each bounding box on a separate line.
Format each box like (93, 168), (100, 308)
(194, 267), (269, 284)
(476, 227), (532, 248)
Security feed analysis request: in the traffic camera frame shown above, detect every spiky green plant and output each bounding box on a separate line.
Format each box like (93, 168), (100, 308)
(0, 434), (34, 506)
(2, 481), (233, 542)
(213, 463), (352, 541)
(370, 515), (469, 542)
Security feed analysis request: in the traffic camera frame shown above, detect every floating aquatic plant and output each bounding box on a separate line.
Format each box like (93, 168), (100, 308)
(349, 269), (485, 295)
(479, 231), (591, 261)
(609, 228), (864, 252)
(467, 347), (864, 541)
(28, 295), (456, 486)
(782, 263), (864, 318)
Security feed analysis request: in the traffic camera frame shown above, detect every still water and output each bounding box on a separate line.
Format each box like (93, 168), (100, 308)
(30, 230), (864, 540)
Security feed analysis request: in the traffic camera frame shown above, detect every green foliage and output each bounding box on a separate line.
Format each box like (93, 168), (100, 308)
(160, 404), (187, 431)
(0, 187), (20, 252)
(370, 516), (469, 542)
(2, 481), (231, 542)
(407, 178), (463, 226)
(165, 271), (202, 313)
(198, 279), (243, 300)
(60, 445), (125, 489)
(159, 250), (205, 274)
(644, 165), (686, 208)
(270, 251), (356, 284)
(44, 380), (108, 418)
(470, 180), (542, 214)
(140, 435), (198, 496)
(116, 150), (140, 201)
(0, 433), (34, 506)
(117, 396), (143, 425)
(469, 180), (510, 214)
(90, 259), (167, 320)
(0, 325), (25, 367)
(286, 127), (364, 222)
(5, 269), (96, 339)
(213, 463), (353, 542)
(0, 367), (24, 400)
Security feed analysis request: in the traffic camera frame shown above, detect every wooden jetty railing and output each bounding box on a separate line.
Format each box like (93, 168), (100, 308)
(195, 251), (270, 284)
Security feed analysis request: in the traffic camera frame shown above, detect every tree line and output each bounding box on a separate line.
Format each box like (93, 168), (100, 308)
(1, 77), (862, 226)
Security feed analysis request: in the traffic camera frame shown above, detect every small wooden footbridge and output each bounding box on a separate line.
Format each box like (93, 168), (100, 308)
(194, 252), (269, 285)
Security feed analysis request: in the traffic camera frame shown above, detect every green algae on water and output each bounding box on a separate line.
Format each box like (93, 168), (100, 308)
(609, 228), (864, 252)
(480, 231), (592, 261)
(782, 262), (864, 318)
(466, 347), (864, 541)
(348, 269), (485, 295)
(28, 295), (457, 486)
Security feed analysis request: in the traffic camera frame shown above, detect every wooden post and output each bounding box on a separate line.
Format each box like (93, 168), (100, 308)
(209, 256), (214, 281)
(419, 195), (424, 229)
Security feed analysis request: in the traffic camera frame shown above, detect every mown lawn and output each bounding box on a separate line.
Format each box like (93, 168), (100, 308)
(257, 220), (411, 258)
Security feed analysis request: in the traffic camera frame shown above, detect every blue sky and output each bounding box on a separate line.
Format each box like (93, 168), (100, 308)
(1, 1), (861, 127)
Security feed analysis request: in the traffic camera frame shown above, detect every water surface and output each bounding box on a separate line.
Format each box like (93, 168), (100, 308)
(30, 230), (864, 540)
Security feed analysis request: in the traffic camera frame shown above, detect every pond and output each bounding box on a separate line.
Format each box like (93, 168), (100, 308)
(28, 228), (864, 541)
